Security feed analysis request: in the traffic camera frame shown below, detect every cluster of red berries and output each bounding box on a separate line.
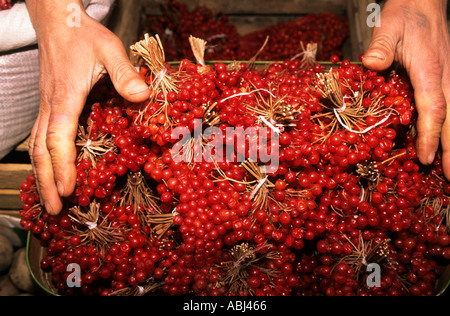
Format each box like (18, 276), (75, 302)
(0, 0), (13, 11)
(237, 12), (349, 61)
(20, 35), (450, 296)
(141, 0), (348, 62)
(141, 0), (240, 61)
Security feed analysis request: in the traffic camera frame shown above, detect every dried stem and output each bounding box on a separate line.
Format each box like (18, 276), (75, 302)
(315, 70), (346, 108)
(247, 36), (270, 69)
(313, 70), (395, 142)
(131, 34), (179, 129)
(357, 150), (407, 197)
(69, 202), (128, 252)
(334, 234), (398, 284)
(23, 203), (43, 221)
(211, 160), (253, 185)
(420, 196), (450, 232)
(291, 42), (318, 68)
(120, 172), (162, 226)
(218, 243), (280, 295)
(246, 86), (302, 130)
(356, 161), (380, 183)
(76, 125), (116, 167)
(130, 34), (178, 95)
(147, 210), (176, 239)
(203, 102), (220, 127)
(120, 172), (175, 238)
(171, 136), (199, 165)
(189, 35), (211, 74)
(189, 35), (207, 65)
(226, 36), (270, 72)
(241, 161), (274, 211)
(211, 160), (280, 215)
(109, 280), (162, 296)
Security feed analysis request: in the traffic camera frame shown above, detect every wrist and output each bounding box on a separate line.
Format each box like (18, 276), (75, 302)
(25, 0), (86, 36)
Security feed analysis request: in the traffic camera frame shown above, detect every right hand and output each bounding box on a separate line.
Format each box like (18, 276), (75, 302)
(363, 0), (450, 178)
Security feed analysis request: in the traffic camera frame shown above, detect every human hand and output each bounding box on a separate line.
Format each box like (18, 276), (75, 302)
(26, 0), (151, 215)
(363, 0), (450, 177)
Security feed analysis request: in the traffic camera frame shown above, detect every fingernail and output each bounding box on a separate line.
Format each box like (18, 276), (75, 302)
(427, 152), (436, 165)
(56, 181), (65, 197)
(44, 201), (54, 215)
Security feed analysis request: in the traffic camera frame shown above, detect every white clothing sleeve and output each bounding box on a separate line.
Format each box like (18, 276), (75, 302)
(0, 0), (115, 52)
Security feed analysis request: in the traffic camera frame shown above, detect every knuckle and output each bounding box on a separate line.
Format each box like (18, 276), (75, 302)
(50, 81), (79, 106)
(45, 130), (59, 155)
(45, 129), (66, 163)
(370, 33), (396, 54)
(430, 105), (447, 125)
(31, 142), (48, 165)
(46, 125), (77, 166)
(417, 93), (447, 118)
(28, 137), (36, 159)
(419, 103), (446, 126)
(97, 29), (120, 45)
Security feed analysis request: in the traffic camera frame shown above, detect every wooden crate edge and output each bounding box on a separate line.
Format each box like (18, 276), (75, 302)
(0, 163), (33, 190)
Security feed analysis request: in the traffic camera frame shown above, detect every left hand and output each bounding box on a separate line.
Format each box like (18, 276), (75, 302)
(27, 0), (150, 215)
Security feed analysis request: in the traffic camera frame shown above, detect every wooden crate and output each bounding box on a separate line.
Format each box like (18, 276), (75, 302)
(0, 138), (32, 214)
(109, 0), (375, 61)
(347, 0), (374, 60)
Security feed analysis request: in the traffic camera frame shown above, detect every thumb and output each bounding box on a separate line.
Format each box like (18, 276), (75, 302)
(362, 23), (399, 72)
(100, 36), (151, 103)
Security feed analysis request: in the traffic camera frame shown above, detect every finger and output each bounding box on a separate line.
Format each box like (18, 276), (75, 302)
(362, 8), (399, 72)
(28, 116), (38, 179)
(46, 88), (86, 201)
(98, 34), (151, 102)
(30, 100), (63, 215)
(440, 66), (450, 179)
(413, 61), (447, 166)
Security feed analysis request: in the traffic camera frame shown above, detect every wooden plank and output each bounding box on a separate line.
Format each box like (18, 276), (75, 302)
(346, 0), (359, 61)
(141, 0), (347, 15)
(0, 189), (22, 210)
(356, 0), (374, 56)
(0, 210), (19, 215)
(0, 164), (33, 190)
(15, 137), (30, 153)
(0, 210), (21, 218)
